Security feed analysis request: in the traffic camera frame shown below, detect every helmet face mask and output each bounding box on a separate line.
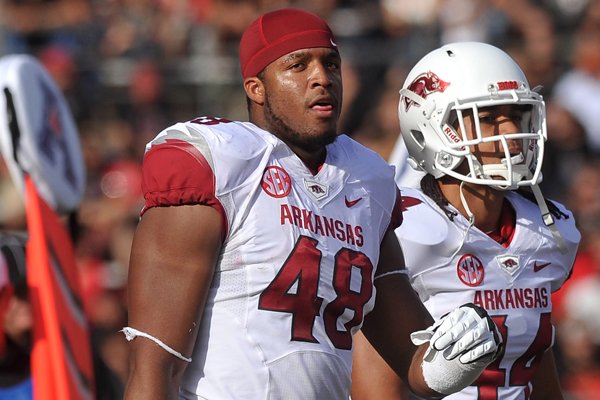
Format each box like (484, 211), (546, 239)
(398, 42), (547, 191)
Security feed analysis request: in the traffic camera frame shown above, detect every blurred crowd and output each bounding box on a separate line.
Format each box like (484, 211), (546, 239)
(0, 0), (599, 398)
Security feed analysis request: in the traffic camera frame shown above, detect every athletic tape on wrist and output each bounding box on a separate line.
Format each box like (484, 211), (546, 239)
(121, 326), (192, 362)
(420, 343), (490, 395)
(411, 324), (493, 394)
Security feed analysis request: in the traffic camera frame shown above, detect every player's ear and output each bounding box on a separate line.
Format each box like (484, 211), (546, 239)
(244, 77), (265, 105)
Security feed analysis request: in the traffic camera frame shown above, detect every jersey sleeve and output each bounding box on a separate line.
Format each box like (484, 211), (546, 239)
(387, 187), (404, 232)
(140, 138), (227, 233)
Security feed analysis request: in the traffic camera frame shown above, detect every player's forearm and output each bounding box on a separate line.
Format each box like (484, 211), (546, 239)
(406, 344), (444, 398)
(124, 378), (179, 400)
(124, 357), (184, 400)
(530, 350), (564, 400)
(360, 274), (435, 395)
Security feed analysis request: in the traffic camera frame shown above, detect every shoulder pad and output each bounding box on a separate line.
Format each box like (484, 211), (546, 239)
(396, 188), (450, 246)
(551, 201), (581, 245)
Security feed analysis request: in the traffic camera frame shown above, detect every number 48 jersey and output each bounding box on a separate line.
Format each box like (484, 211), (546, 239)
(396, 187), (580, 400)
(141, 117), (401, 400)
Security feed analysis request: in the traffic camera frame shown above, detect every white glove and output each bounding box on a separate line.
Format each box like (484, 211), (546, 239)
(410, 303), (502, 395)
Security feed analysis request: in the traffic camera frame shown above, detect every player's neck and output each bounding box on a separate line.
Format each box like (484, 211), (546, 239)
(250, 113), (326, 175)
(439, 179), (506, 233)
(288, 144), (326, 174)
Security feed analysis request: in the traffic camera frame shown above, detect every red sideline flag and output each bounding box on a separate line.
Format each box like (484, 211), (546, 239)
(25, 176), (95, 400)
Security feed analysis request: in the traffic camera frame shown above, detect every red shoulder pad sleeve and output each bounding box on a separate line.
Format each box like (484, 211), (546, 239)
(141, 139), (227, 234)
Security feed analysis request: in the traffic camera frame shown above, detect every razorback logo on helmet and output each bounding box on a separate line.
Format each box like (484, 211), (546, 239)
(403, 71), (450, 111)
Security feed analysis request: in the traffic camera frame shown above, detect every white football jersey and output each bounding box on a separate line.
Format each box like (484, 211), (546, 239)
(396, 187), (580, 400)
(141, 117), (401, 400)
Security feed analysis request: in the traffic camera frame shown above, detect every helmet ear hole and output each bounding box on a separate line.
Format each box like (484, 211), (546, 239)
(410, 130), (426, 151)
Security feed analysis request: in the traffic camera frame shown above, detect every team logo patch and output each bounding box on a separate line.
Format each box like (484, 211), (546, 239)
(403, 71), (450, 111)
(457, 254), (484, 287)
(303, 179), (328, 200)
(261, 166), (291, 198)
(497, 255), (521, 277)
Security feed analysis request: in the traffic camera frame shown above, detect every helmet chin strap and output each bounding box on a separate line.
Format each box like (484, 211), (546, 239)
(531, 184), (568, 254)
(450, 178), (567, 257)
(484, 151), (566, 252)
(485, 154), (567, 253)
(450, 181), (475, 259)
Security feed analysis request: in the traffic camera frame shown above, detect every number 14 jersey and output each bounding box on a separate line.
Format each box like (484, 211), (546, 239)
(396, 187), (580, 400)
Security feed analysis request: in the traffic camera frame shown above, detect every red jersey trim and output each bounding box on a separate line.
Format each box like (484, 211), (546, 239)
(387, 187), (404, 232)
(487, 199), (516, 248)
(141, 139), (228, 239)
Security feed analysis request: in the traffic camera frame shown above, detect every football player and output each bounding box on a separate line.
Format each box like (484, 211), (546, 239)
(123, 11), (502, 400)
(352, 42), (580, 400)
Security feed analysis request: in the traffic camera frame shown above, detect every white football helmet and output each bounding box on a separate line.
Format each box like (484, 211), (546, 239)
(398, 42), (546, 190)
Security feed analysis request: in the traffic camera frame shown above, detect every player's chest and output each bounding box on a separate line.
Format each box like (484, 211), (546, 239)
(232, 165), (384, 253)
(428, 252), (554, 299)
(423, 220), (561, 288)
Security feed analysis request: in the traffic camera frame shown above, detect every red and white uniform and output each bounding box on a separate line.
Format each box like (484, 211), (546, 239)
(141, 117), (402, 400)
(396, 187), (580, 400)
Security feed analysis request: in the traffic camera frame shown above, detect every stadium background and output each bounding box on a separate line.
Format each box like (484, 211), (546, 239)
(1, 0), (599, 398)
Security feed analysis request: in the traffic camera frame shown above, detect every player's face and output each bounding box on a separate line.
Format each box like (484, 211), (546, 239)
(458, 104), (526, 166)
(261, 47), (342, 152)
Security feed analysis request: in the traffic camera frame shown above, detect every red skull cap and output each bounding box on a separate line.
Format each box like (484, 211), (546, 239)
(239, 8), (338, 79)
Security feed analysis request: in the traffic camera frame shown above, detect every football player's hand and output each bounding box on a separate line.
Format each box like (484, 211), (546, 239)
(419, 303), (502, 363)
(410, 303), (503, 395)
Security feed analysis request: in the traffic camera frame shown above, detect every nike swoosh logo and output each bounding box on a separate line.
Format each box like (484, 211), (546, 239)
(533, 261), (551, 272)
(345, 196), (362, 208)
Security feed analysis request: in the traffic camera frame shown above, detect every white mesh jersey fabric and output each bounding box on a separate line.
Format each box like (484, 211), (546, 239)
(147, 119), (398, 399)
(396, 187), (580, 400)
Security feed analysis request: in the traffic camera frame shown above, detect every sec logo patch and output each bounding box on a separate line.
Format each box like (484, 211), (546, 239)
(457, 254), (484, 287)
(262, 166), (291, 198)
